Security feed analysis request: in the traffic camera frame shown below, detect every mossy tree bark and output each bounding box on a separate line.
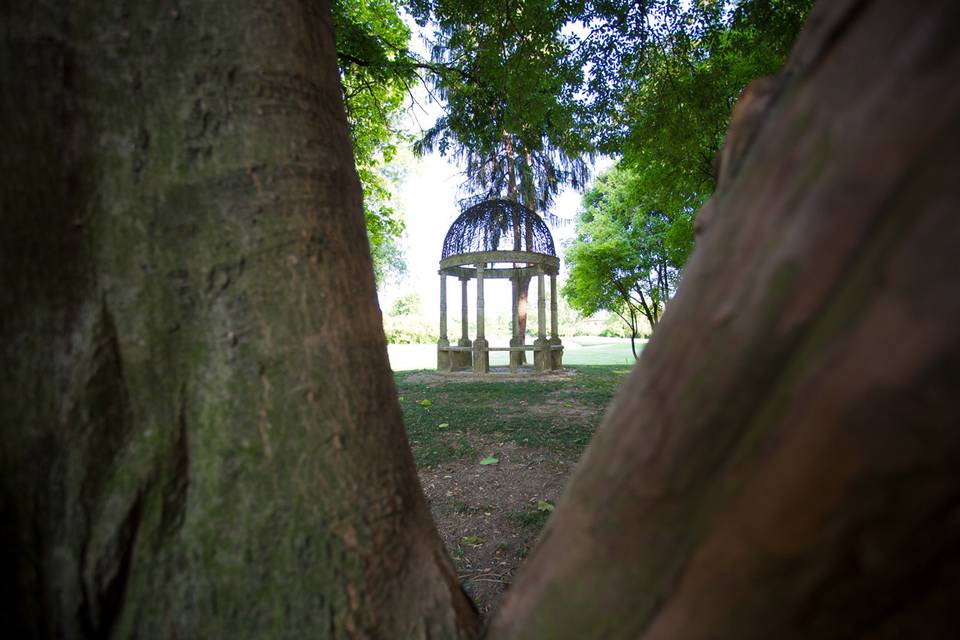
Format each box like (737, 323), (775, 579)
(487, 0), (960, 637)
(0, 1), (476, 638)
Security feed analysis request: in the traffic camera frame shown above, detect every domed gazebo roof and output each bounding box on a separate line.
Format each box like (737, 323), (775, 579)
(441, 199), (556, 260)
(436, 198), (564, 375)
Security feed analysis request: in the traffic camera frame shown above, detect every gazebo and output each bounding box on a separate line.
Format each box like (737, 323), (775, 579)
(437, 199), (563, 374)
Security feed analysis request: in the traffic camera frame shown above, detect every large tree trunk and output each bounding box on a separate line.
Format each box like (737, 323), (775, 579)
(0, 1), (476, 638)
(488, 0), (960, 637)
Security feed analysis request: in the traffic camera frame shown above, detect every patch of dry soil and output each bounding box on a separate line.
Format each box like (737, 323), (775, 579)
(418, 439), (578, 615)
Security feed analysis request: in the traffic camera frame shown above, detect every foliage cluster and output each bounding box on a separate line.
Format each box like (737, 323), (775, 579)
(333, 0), (416, 283)
(563, 0), (812, 348)
(382, 291), (435, 344)
(609, 0), (812, 214)
(390, 291), (423, 317)
(564, 162), (689, 357)
(408, 0), (592, 216)
(382, 316), (437, 345)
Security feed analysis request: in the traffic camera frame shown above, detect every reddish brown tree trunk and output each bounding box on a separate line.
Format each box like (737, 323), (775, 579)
(0, 1), (476, 638)
(488, 0), (960, 637)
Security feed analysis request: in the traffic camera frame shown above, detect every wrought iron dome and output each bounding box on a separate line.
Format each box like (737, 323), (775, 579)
(441, 199), (556, 260)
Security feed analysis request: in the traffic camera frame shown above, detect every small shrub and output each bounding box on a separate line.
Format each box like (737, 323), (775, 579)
(382, 314), (437, 344)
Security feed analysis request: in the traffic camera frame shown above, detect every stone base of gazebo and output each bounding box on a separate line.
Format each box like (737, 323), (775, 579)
(437, 340), (473, 372)
(472, 338), (489, 374)
(436, 337), (450, 371)
(437, 342), (563, 374)
(550, 337), (564, 369)
(533, 338), (550, 372)
(434, 255), (565, 375)
(425, 366), (575, 381)
(452, 338), (472, 370)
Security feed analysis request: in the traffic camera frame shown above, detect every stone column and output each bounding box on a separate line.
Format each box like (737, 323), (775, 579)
(550, 273), (559, 339)
(456, 276), (472, 370)
(437, 272), (450, 371)
(537, 269), (546, 340)
(473, 264), (489, 373)
(511, 276), (519, 332)
(439, 273), (448, 340)
(549, 270), (563, 370)
(510, 271), (521, 373)
(461, 278), (470, 344)
(534, 267), (549, 372)
(476, 265), (485, 340)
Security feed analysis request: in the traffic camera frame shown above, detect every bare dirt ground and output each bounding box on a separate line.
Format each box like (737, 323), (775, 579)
(418, 436), (579, 615)
(399, 365), (624, 615)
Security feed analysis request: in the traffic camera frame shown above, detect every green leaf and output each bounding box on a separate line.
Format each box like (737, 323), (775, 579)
(536, 500), (555, 512)
(417, 399), (432, 406)
(437, 422), (449, 429)
(460, 535), (485, 547)
(479, 455), (499, 466)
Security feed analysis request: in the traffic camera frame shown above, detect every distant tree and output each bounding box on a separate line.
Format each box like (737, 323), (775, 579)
(390, 291), (422, 317)
(564, 163), (690, 358)
(333, 1), (811, 288)
(333, 0), (415, 284)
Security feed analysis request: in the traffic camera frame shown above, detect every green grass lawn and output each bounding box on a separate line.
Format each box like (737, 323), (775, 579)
(388, 336), (643, 371)
(396, 365), (629, 467)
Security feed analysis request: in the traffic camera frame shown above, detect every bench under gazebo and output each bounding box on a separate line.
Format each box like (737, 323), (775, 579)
(436, 199), (563, 374)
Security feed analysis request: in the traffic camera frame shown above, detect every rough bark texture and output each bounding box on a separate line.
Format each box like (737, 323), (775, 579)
(487, 0), (960, 637)
(0, 1), (477, 638)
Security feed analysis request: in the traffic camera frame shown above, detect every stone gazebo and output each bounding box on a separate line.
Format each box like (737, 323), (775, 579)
(437, 199), (563, 374)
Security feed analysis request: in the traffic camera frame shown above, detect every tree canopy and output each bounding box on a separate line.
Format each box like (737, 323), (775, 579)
(608, 0), (813, 211)
(563, 162), (689, 357)
(564, 0), (812, 339)
(408, 0), (592, 216)
(332, 0), (812, 294)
